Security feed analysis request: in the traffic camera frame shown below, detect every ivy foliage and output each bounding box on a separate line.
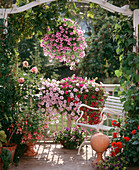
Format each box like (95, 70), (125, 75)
(114, 17), (139, 118)
(0, 18), (19, 131)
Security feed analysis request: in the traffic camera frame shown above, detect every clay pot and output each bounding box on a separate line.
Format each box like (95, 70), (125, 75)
(90, 132), (110, 165)
(0, 143), (17, 161)
(24, 142), (38, 157)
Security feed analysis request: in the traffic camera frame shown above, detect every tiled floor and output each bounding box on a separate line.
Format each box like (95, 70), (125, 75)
(9, 143), (98, 170)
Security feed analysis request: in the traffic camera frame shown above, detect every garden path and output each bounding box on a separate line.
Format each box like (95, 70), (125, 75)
(9, 143), (96, 170)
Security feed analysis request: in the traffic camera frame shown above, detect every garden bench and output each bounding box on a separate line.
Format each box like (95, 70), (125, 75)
(76, 96), (125, 155)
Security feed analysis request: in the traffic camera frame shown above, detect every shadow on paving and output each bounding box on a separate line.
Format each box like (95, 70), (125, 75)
(9, 143), (97, 170)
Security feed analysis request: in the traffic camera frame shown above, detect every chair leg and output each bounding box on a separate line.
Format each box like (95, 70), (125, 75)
(77, 136), (91, 155)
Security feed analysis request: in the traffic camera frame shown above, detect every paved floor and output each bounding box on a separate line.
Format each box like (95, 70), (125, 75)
(9, 143), (97, 170)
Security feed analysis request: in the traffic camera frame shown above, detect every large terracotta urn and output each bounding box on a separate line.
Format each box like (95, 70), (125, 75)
(90, 132), (110, 165)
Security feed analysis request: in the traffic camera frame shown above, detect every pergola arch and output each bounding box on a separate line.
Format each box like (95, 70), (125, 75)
(0, 0), (139, 48)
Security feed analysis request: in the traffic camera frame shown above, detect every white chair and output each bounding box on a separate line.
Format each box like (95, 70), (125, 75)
(76, 96), (124, 155)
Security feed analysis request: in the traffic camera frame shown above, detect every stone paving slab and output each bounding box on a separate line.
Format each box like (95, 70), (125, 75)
(9, 144), (97, 170)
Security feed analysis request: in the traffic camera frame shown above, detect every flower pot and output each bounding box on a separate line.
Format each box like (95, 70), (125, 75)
(60, 140), (77, 149)
(90, 133), (109, 165)
(24, 142), (38, 157)
(0, 158), (1, 170)
(0, 143), (17, 161)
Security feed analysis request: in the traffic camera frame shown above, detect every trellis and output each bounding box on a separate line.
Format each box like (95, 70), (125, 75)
(0, 0), (139, 50)
(0, 0), (138, 139)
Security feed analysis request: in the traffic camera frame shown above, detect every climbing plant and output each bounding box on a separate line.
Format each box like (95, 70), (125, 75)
(114, 16), (139, 118)
(79, 4), (119, 82)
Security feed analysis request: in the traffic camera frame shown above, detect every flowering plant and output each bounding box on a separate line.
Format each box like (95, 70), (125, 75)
(16, 61), (46, 143)
(40, 18), (87, 70)
(95, 118), (139, 169)
(53, 127), (84, 149)
(39, 75), (108, 125)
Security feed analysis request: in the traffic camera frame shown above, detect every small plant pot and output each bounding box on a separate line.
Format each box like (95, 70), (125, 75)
(60, 140), (77, 149)
(24, 142), (38, 157)
(0, 143), (17, 161)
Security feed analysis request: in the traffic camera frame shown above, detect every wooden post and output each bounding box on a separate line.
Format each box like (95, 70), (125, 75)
(67, 116), (71, 128)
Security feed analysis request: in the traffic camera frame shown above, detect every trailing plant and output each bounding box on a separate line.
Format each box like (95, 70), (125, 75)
(40, 18), (87, 70)
(39, 75), (108, 124)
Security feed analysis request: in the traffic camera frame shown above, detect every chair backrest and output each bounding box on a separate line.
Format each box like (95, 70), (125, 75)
(104, 96), (124, 117)
(100, 96), (125, 129)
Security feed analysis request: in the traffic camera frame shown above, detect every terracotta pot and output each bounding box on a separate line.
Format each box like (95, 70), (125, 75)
(0, 143), (17, 161)
(24, 142), (38, 157)
(90, 132), (109, 165)
(0, 158), (1, 170)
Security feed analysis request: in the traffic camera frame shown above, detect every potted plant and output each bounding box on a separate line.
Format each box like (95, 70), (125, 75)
(16, 60), (46, 156)
(0, 148), (12, 170)
(53, 127), (84, 149)
(18, 110), (46, 156)
(0, 123), (17, 170)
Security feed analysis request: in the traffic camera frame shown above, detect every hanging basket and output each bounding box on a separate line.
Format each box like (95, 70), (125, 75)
(40, 18), (87, 70)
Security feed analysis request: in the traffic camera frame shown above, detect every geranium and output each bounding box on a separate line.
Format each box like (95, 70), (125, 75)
(108, 118), (139, 168)
(40, 18), (87, 70)
(123, 137), (130, 142)
(113, 132), (117, 138)
(39, 75), (108, 125)
(132, 130), (136, 135)
(112, 120), (120, 127)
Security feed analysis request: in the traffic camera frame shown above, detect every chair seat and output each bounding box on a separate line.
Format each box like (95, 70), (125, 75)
(76, 123), (114, 131)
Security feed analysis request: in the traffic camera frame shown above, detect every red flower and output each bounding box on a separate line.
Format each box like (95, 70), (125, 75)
(116, 142), (122, 149)
(67, 97), (70, 102)
(132, 130), (136, 135)
(111, 142), (117, 147)
(91, 102), (95, 106)
(83, 94), (87, 99)
(123, 137), (130, 142)
(138, 125), (139, 130)
(110, 151), (115, 157)
(112, 120), (120, 127)
(80, 107), (83, 111)
(112, 120), (117, 126)
(113, 132), (117, 138)
(116, 122), (120, 127)
(80, 84), (84, 87)
(91, 95), (95, 99)
(114, 148), (121, 154)
(77, 94), (81, 98)
(65, 91), (68, 94)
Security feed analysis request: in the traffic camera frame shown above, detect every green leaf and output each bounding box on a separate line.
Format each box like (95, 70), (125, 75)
(132, 141), (139, 145)
(133, 157), (138, 163)
(115, 70), (121, 77)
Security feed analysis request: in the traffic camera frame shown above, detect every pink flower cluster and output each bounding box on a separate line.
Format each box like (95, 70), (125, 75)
(18, 61), (38, 84)
(38, 75), (108, 125)
(40, 18), (87, 70)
